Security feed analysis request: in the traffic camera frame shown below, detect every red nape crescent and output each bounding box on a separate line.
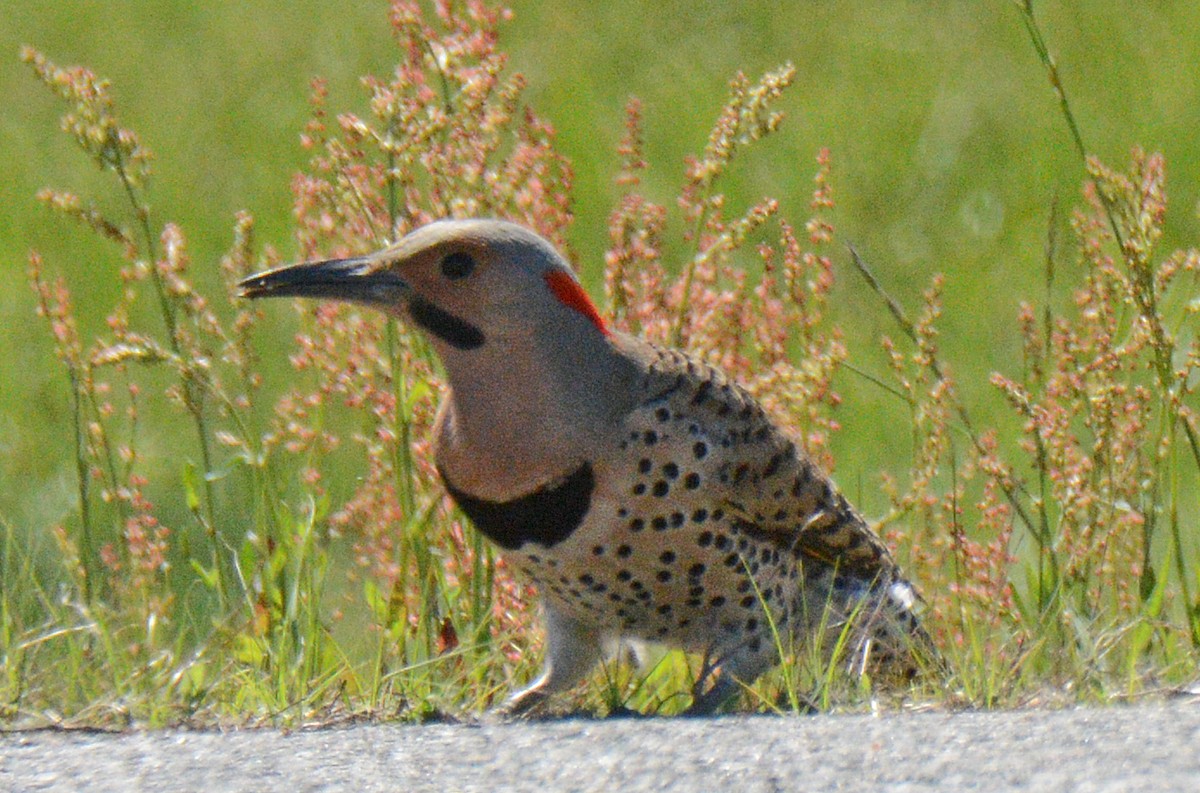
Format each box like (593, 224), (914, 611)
(544, 271), (609, 335)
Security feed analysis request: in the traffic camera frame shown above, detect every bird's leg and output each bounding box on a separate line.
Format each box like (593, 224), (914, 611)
(496, 601), (602, 718)
(684, 646), (775, 717)
(684, 649), (743, 717)
(685, 665), (740, 717)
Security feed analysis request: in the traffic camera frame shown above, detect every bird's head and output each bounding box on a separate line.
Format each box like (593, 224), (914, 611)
(238, 219), (608, 353)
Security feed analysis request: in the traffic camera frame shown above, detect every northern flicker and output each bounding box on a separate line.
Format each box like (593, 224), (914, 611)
(240, 219), (929, 715)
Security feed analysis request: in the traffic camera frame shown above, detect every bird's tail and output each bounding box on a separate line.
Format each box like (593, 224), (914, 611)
(847, 576), (945, 684)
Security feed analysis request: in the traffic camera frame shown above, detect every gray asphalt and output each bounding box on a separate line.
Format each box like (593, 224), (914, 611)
(2, 700), (1198, 792)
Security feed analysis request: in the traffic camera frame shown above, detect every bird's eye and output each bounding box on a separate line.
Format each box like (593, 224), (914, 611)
(440, 252), (476, 280)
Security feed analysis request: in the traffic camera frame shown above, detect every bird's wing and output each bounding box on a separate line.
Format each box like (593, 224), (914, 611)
(628, 339), (901, 584)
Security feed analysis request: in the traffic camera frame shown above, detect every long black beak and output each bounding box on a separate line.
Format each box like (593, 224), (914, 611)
(240, 248), (486, 351)
(238, 256), (410, 306)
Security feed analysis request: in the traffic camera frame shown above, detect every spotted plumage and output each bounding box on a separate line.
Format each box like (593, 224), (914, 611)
(240, 218), (930, 715)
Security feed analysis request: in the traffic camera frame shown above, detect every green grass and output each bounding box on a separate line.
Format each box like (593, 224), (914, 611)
(2, 1), (1199, 727)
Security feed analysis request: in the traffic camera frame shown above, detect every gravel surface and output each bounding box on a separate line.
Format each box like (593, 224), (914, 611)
(3, 700), (1198, 792)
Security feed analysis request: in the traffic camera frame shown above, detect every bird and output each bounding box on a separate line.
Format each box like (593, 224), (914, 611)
(239, 218), (930, 715)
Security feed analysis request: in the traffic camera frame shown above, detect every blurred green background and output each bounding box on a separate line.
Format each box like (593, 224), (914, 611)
(3, 1), (1199, 534)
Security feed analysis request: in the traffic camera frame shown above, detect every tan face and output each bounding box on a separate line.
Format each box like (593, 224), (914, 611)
(238, 219), (608, 352)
